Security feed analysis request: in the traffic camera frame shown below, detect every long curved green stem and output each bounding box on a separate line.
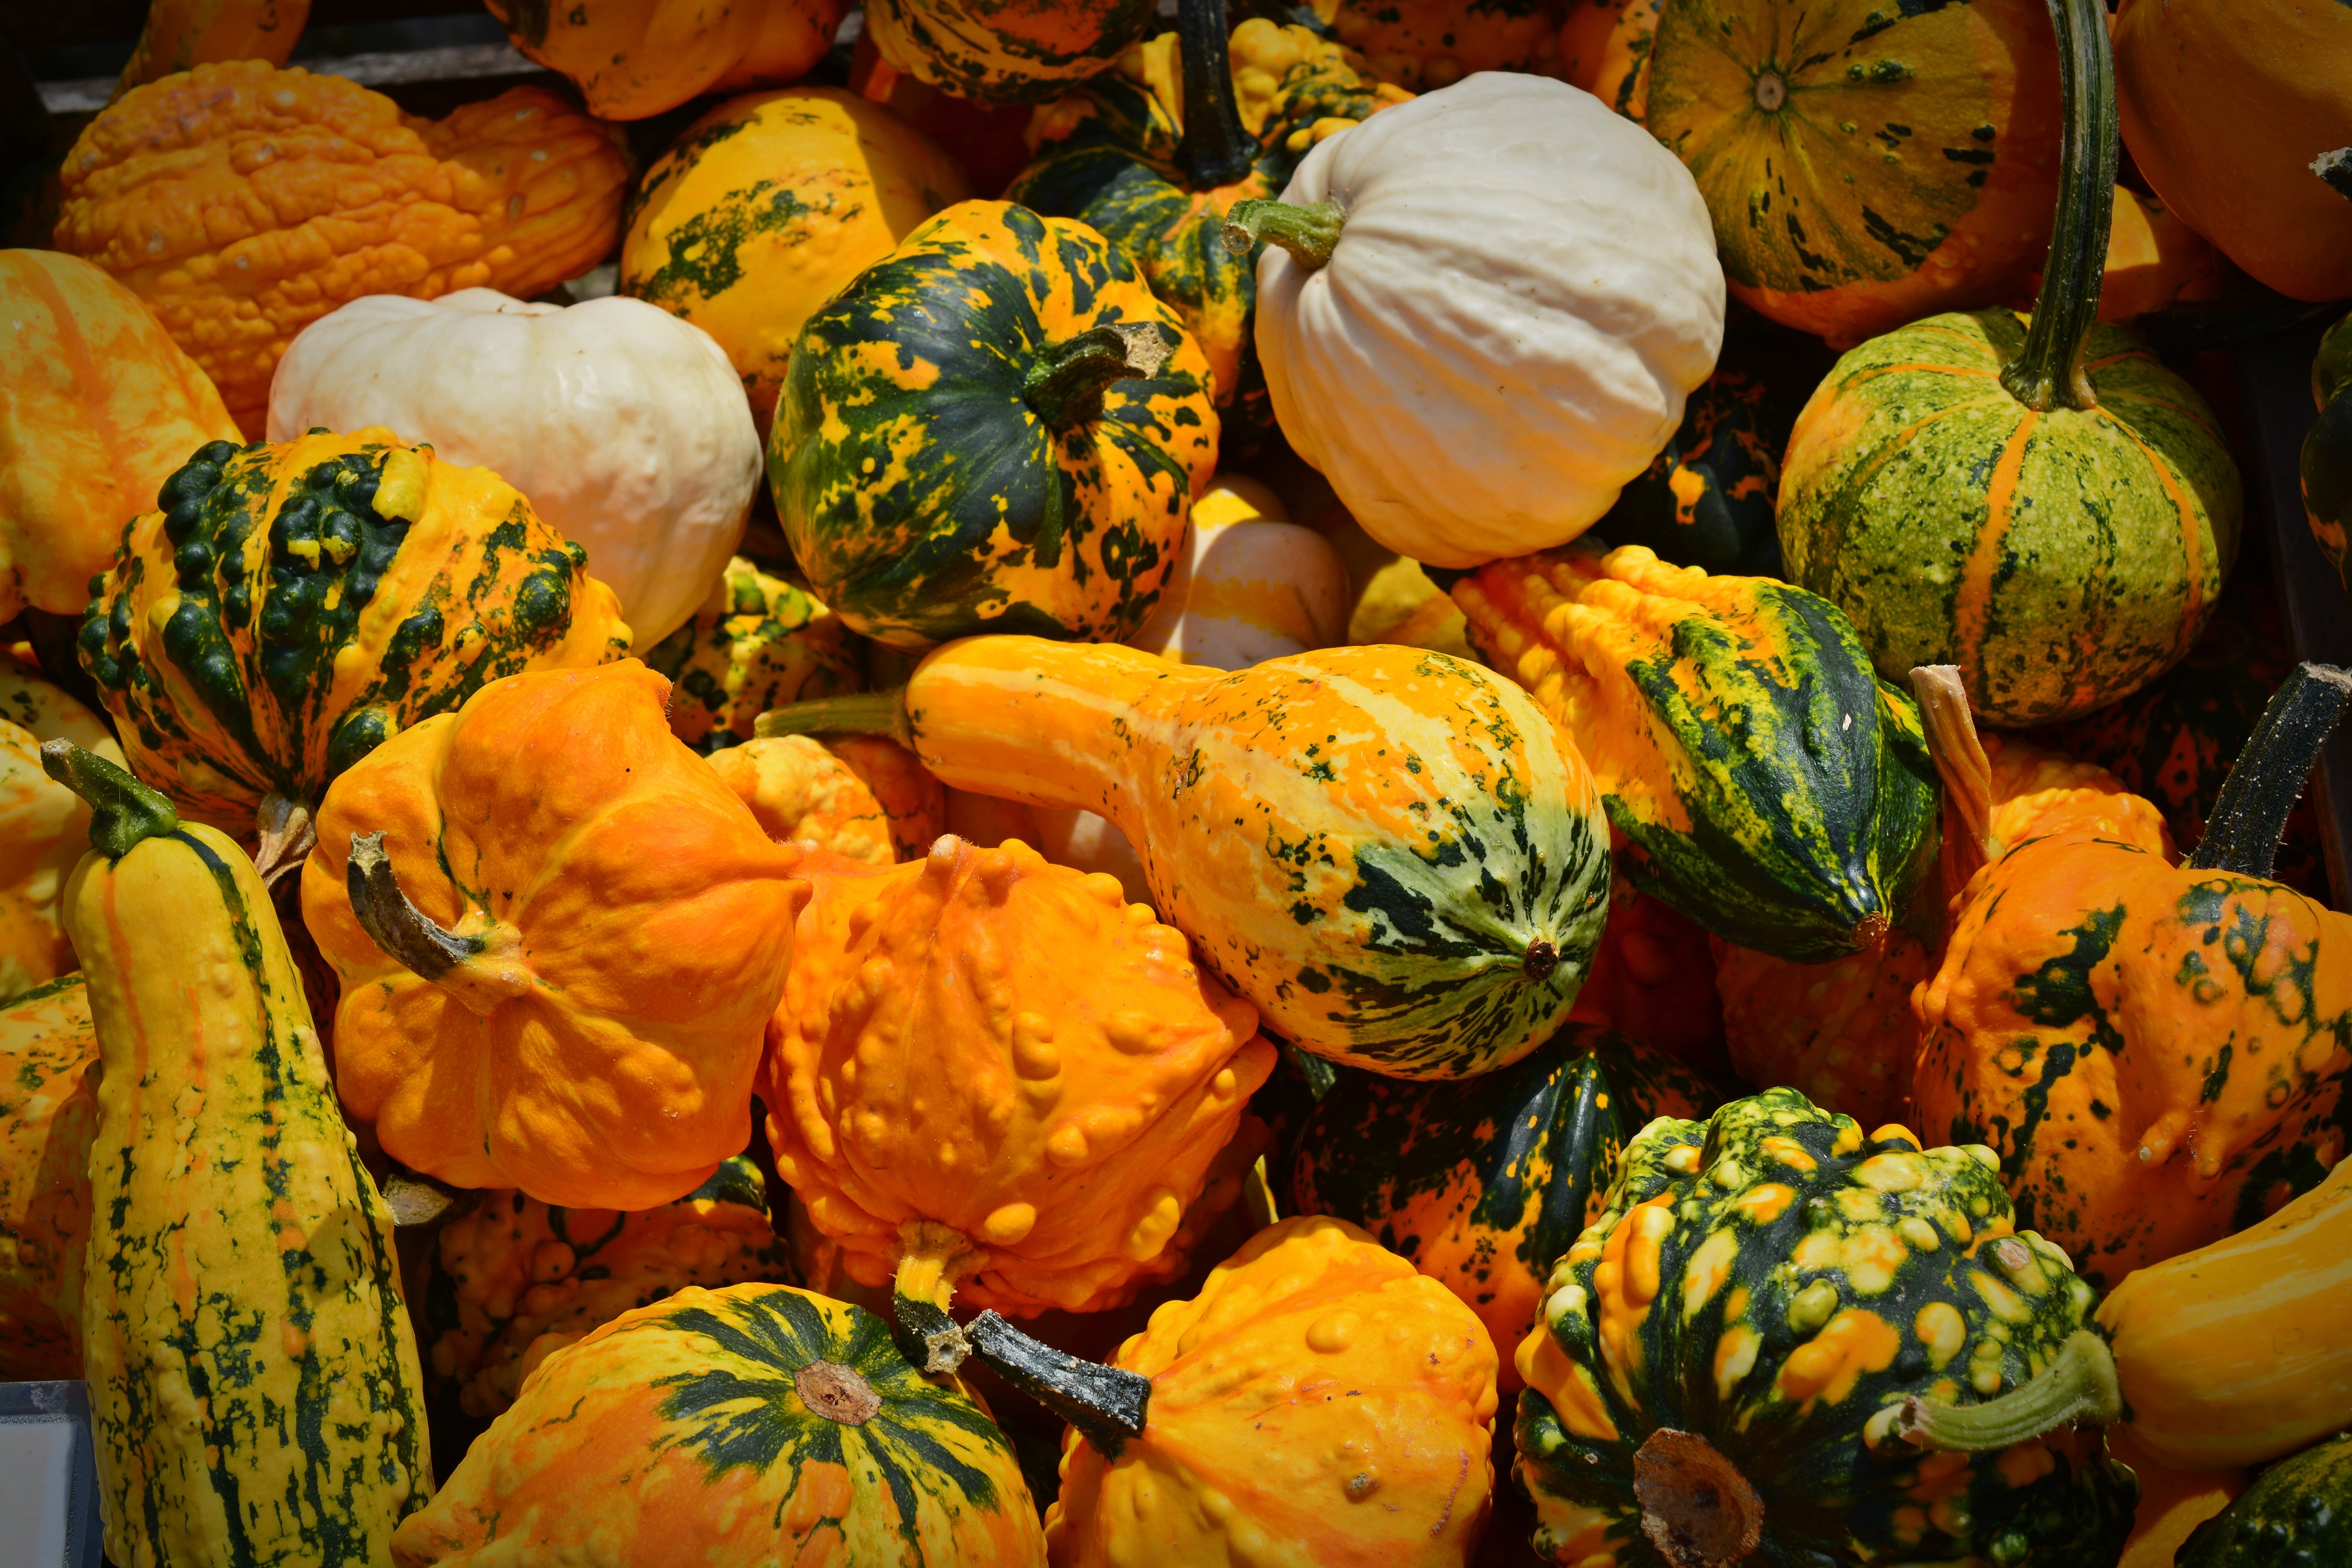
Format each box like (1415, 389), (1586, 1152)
(1999, 0), (2118, 412)
(40, 739), (178, 859)
(753, 688), (916, 751)
(1221, 198), (1345, 270)
(2189, 663), (2352, 875)
(1176, 0), (1254, 189)
(1896, 1329), (2122, 1451)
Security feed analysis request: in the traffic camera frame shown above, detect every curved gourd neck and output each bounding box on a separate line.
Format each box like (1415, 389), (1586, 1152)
(1907, 666), (1997, 891)
(1998, 0), (2118, 413)
(41, 740), (178, 858)
(2189, 662), (2352, 876)
(1175, 0), (1254, 189)
(1223, 197), (1345, 270)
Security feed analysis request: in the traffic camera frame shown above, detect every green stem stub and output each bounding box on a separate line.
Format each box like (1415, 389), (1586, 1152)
(1023, 321), (1176, 431)
(753, 688), (917, 751)
(1222, 198), (1346, 271)
(40, 739), (179, 859)
(2000, 0), (2118, 413)
(1896, 1328), (2122, 1452)
(2190, 662), (2352, 877)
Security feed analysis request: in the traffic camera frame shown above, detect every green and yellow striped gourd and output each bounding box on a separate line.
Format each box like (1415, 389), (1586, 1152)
(640, 555), (862, 752)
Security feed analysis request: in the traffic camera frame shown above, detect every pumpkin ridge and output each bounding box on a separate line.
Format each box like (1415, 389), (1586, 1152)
(1953, 410), (2041, 688)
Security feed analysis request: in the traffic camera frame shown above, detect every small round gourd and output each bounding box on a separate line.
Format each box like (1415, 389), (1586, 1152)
(1123, 475), (1349, 667)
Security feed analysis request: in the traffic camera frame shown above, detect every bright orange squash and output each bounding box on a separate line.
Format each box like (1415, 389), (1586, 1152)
(485, 0), (844, 120)
(706, 735), (904, 865)
(114, 0), (309, 97)
(2, 656), (125, 1002)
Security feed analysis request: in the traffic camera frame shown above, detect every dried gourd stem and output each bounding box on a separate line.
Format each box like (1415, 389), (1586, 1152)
(40, 739), (179, 858)
(1175, 0), (1254, 189)
(1897, 1328), (2122, 1451)
(1223, 198), (1346, 271)
(1999, 0), (2118, 412)
(1024, 322), (1177, 431)
(755, 688), (916, 751)
(2316, 148), (2352, 201)
(345, 831), (478, 981)
(252, 791), (317, 889)
(1906, 666), (1998, 891)
(381, 1163), (473, 1229)
(1632, 1428), (1764, 1567)
(2189, 662), (2352, 876)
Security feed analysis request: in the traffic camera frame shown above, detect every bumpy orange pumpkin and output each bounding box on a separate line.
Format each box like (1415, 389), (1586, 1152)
(485, 0), (844, 120)
(301, 661), (807, 1209)
(707, 735), (903, 865)
(763, 835), (1274, 1316)
(0, 250), (241, 624)
(2, 657), (125, 1002)
(0, 975), (98, 1380)
(54, 64), (630, 433)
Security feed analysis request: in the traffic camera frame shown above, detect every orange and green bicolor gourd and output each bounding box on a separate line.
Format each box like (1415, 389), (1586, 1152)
(641, 555), (862, 752)
(759, 635), (1613, 1079)
(2305, 310), (2352, 597)
(769, 201), (1218, 652)
(0, 974), (98, 1381)
(862, 0), (1153, 103)
(45, 740), (429, 1568)
(1774, 0), (2243, 727)
(1514, 1088), (2136, 1566)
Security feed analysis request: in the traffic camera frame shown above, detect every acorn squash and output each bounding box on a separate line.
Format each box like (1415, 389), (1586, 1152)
(770, 200), (1218, 652)
(0, 974), (97, 1381)
(1289, 1023), (1728, 1395)
(1, 656), (125, 1001)
(2307, 311), (2352, 598)
(2175, 1432), (2352, 1568)
(862, 0), (1154, 103)
(483, 0), (842, 120)
(642, 555), (862, 753)
(1514, 1088), (2136, 1566)
(48, 741), (430, 1567)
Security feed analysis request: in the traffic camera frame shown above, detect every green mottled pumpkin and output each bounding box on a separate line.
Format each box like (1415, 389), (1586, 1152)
(641, 555), (862, 752)
(769, 200), (1219, 653)
(2306, 310), (2352, 597)
(391, 1282), (1045, 1566)
(2177, 1432), (2352, 1568)
(1006, 13), (1408, 450)
(862, 0), (1153, 104)
(1289, 1023), (1728, 1394)
(1515, 1088), (2136, 1567)
(1775, 0), (2243, 727)
(76, 428), (630, 839)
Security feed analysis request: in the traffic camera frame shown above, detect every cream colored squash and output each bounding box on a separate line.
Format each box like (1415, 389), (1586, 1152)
(1126, 475), (1350, 668)
(1238, 72), (1724, 568)
(265, 289), (759, 646)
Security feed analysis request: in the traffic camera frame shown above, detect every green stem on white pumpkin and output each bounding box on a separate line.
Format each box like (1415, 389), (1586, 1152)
(39, 739), (178, 858)
(1023, 321), (1176, 430)
(1896, 1328), (2122, 1452)
(753, 688), (916, 751)
(1998, 0), (2118, 413)
(2188, 662), (2352, 876)
(1176, 0), (1254, 190)
(1222, 198), (1345, 271)
(2316, 148), (2352, 201)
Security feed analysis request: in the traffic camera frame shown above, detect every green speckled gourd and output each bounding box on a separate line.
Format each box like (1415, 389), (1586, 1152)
(769, 201), (1219, 653)
(1289, 1023), (1728, 1394)
(75, 428), (630, 839)
(2305, 310), (2352, 597)
(1775, 0), (2242, 726)
(47, 741), (429, 1568)
(1007, 10), (1409, 450)
(1514, 1088), (2136, 1567)
(639, 555), (861, 751)
(2177, 1432), (2352, 1568)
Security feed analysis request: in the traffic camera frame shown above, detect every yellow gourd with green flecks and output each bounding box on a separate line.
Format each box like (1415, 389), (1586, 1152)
(641, 555), (861, 752)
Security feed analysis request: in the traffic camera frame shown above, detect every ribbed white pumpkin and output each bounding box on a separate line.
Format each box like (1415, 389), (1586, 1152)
(1244, 73), (1726, 568)
(265, 289), (760, 646)
(1125, 475), (1350, 668)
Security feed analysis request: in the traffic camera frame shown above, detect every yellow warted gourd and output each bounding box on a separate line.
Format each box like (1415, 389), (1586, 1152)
(1, 655), (125, 1002)
(759, 637), (1612, 1079)
(0, 975), (98, 1380)
(45, 741), (428, 1567)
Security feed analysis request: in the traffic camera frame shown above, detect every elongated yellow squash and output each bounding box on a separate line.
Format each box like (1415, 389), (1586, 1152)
(47, 740), (429, 1568)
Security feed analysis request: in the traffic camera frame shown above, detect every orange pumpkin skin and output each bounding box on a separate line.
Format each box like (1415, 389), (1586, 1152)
(826, 737), (946, 860)
(485, 0), (844, 120)
(0, 975), (98, 1380)
(116, 0), (310, 96)
(707, 735), (901, 865)
(1044, 1215), (1499, 1567)
(0, 250), (241, 623)
(54, 64), (629, 434)
(1562, 873), (1726, 1072)
(301, 661), (807, 1210)
(1, 656), (125, 1002)
(762, 836), (1275, 1316)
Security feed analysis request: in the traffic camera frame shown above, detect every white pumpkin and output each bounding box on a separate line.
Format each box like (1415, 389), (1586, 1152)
(1125, 474), (1350, 668)
(266, 289), (760, 646)
(1240, 72), (1726, 568)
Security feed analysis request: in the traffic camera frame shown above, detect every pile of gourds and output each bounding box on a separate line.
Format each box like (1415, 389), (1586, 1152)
(4, 0), (2351, 1563)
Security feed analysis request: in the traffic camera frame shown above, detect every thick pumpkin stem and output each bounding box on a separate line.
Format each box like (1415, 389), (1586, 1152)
(1024, 322), (1178, 430)
(1633, 1428), (1764, 1566)
(40, 739), (179, 858)
(1176, 0), (1254, 189)
(2189, 663), (2352, 877)
(1896, 1328), (2122, 1451)
(1908, 666), (1997, 890)
(253, 791), (317, 889)
(1998, 0), (2117, 412)
(1223, 198), (1345, 271)
(754, 688), (917, 751)
(347, 832), (477, 981)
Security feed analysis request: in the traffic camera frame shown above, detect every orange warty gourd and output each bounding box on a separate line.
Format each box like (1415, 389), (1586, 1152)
(1044, 1215), (1500, 1566)
(824, 737), (946, 860)
(1, 657), (126, 1002)
(301, 661), (808, 1209)
(114, 0), (310, 97)
(54, 63), (630, 434)
(485, 0), (844, 120)
(706, 735), (906, 865)
(0, 250), (241, 624)
(1561, 874), (1727, 1071)
(764, 835), (1274, 1318)
(0, 975), (98, 1380)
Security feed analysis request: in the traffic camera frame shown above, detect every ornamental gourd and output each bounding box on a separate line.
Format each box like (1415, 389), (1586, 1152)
(55, 64), (632, 434)
(1044, 1217), (1501, 1564)
(2, 657), (126, 1001)
(0, 975), (97, 1381)
(1452, 544), (1940, 964)
(1289, 1024), (1727, 1395)
(1558, 0), (1660, 121)
(706, 735), (935, 864)
(1514, 1089), (2136, 1567)
(1911, 663), (2352, 1289)
(759, 637), (1612, 1078)
(642, 555), (862, 753)
(266, 290), (762, 647)
(0, 249), (241, 624)
(862, 0), (1154, 103)
(114, 0), (309, 97)
(1562, 876), (1729, 1071)
(1123, 475), (1351, 667)
(1007, 11), (1410, 448)
(1333, 0), (1562, 88)
(2307, 311), (2352, 597)
(770, 200), (1218, 651)
(391, 1283), (1046, 1568)
(2175, 1432), (2352, 1568)
(483, 0), (843, 119)
(47, 742), (430, 1568)
(1774, 0), (2243, 727)
(1230, 71), (1724, 568)
(300, 661), (807, 1209)
(76, 429), (630, 852)
(620, 88), (972, 430)
(1644, 0), (2062, 344)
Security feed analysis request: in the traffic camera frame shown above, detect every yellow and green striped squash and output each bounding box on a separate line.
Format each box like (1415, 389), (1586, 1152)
(1453, 544), (1941, 964)
(1515, 1088), (2136, 1566)
(769, 200), (1218, 652)
(0, 973), (97, 1381)
(862, 0), (1153, 103)
(75, 429), (630, 833)
(51, 743), (429, 1568)
(392, 1282), (1045, 1566)
(641, 555), (862, 751)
